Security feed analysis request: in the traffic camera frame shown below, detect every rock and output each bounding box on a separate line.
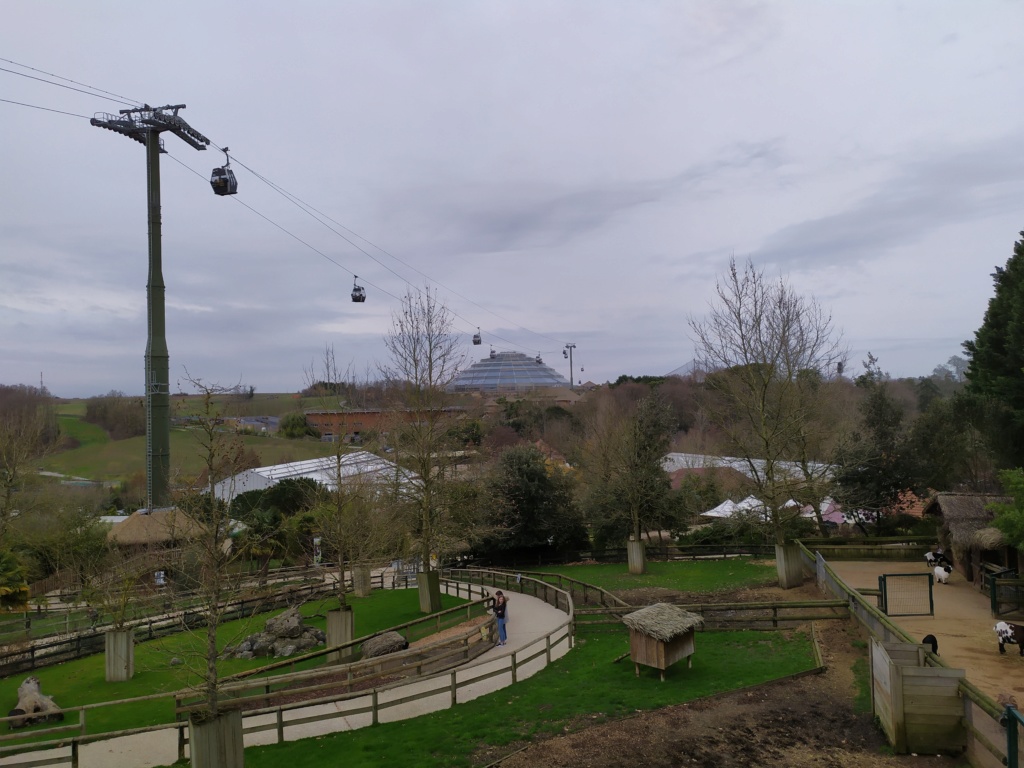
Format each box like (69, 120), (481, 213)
(363, 631), (409, 658)
(169, 657), (183, 667)
(265, 607), (304, 639)
(273, 643), (297, 658)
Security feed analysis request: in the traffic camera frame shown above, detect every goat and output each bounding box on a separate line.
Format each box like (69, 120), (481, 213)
(994, 621), (1024, 655)
(934, 564), (952, 584)
(922, 634), (938, 656)
(924, 549), (951, 568)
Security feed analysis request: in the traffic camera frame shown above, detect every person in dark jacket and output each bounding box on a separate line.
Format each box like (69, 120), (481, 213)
(492, 590), (509, 646)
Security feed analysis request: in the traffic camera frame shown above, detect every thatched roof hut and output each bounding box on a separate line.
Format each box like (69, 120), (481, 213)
(622, 603), (704, 642)
(923, 493), (1016, 583)
(623, 603), (704, 680)
(923, 493), (1010, 560)
(107, 508), (204, 547)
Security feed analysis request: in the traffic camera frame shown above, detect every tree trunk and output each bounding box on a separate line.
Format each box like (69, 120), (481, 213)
(627, 540), (647, 575)
(104, 629), (134, 682)
(775, 542), (804, 589)
(417, 570), (442, 613)
(326, 605), (354, 663)
(189, 709), (244, 768)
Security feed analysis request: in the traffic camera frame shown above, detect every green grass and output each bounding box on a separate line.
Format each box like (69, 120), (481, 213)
(232, 626), (817, 768)
(537, 558), (778, 594)
(0, 590), (467, 740)
(852, 656), (872, 713)
(41, 429), (338, 483)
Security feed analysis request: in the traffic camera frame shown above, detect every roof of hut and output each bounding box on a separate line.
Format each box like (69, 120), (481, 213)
(107, 508), (204, 546)
(622, 603), (704, 643)
(923, 493), (1012, 557)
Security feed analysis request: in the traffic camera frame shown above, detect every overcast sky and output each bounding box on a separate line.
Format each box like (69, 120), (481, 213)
(3, 2), (1022, 399)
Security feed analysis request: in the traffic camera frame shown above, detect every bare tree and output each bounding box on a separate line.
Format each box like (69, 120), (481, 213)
(171, 375), (258, 760)
(689, 259), (846, 560)
(0, 384), (56, 541)
(379, 286), (467, 611)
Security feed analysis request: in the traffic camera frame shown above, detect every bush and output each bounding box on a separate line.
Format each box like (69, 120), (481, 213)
(279, 412), (319, 439)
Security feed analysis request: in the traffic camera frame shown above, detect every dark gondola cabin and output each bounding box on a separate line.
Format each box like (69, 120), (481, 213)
(210, 148), (238, 196)
(473, 327), (482, 345)
(210, 166), (237, 196)
(351, 277), (366, 303)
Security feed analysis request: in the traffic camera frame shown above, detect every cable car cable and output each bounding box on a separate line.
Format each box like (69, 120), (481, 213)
(0, 65), (139, 108)
(0, 97), (89, 119)
(0, 56), (143, 106)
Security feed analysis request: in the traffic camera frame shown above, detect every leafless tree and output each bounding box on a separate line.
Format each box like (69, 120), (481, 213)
(378, 286), (467, 574)
(0, 384), (56, 541)
(689, 259), (847, 544)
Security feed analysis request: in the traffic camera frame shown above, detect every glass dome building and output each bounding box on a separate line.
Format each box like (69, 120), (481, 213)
(450, 351), (571, 393)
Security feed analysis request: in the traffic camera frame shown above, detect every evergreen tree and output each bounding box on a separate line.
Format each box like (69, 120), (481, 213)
(964, 232), (1024, 466)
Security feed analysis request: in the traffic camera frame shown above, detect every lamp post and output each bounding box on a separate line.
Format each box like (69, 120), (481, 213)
(563, 343), (576, 389)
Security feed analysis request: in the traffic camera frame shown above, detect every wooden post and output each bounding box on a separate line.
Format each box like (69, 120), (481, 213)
(276, 708), (284, 743)
(327, 606), (354, 664)
(417, 571), (442, 614)
(188, 709), (244, 768)
(450, 671), (457, 706)
(353, 565), (372, 598)
(105, 629), (135, 682)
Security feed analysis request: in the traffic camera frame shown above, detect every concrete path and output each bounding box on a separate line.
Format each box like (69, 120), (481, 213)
(0, 587), (570, 768)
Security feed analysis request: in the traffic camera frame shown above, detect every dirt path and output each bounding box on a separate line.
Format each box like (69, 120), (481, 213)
(828, 559), (1024, 704)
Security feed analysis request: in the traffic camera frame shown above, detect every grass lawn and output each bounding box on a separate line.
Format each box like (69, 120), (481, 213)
(536, 558), (778, 594)
(1, 590), (467, 740)
(232, 625), (817, 768)
(41, 429), (339, 483)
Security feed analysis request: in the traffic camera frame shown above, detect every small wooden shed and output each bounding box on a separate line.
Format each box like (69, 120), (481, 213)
(622, 603), (703, 681)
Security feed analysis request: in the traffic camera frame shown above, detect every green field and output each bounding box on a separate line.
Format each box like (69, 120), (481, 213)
(537, 558), (778, 594)
(234, 625), (816, 768)
(42, 422), (337, 483)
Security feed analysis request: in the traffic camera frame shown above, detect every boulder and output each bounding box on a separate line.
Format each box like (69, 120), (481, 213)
(362, 631), (409, 658)
(264, 607), (304, 639)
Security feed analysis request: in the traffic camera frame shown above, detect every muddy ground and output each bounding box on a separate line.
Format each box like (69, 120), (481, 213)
(473, 582), (966, 768)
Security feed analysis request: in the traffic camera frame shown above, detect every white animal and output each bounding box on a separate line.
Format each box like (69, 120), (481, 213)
(934, 564), (952, 584)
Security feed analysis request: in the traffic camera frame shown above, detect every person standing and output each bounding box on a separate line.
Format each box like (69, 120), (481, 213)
(492, 590), (509, 646)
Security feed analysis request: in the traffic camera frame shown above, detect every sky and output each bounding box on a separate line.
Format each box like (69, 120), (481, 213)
(3, 2), (1023, 399)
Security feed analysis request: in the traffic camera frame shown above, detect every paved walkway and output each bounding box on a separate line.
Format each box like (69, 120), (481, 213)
(1, 586), (570, 768)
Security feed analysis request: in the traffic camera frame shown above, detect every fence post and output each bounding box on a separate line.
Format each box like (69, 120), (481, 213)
(178, 723), (186, 761)
(511, 651), (518, 684)
(70, 739), (79, 768)
(372, 690), (379, 726)
(450, 671), (457, 707)
(277, 707), (285, 743)
(545, 635), (551, 664)
(1009, 711), (1019, 768)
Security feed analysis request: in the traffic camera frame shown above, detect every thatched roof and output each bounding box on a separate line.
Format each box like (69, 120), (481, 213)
(622, 603), (704, 642)
(107, 508), (204, 546)
(923, 493), (1012, 558)
(974, 526), (1006, 550)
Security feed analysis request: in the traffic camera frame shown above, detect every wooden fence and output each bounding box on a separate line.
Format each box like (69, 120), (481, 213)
(575, 599), (848, 630)
(0, 581), (333, 677)
(0, 572), (573, 768)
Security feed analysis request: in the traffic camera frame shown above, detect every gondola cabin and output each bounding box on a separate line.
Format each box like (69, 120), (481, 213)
(473, 328), (482, 345)
(351, 277), (366, 303)
(210, 166), (238, 196)
(210, 147), (238, 196)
